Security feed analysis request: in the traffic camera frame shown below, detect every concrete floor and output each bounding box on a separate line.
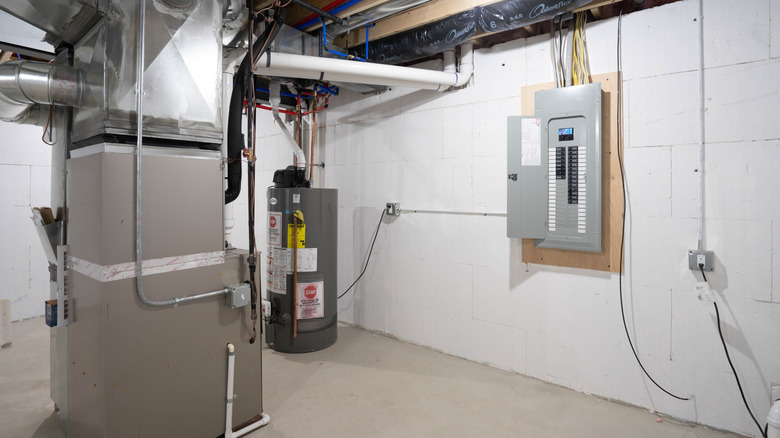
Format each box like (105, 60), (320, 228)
(1, 317), (740, 438)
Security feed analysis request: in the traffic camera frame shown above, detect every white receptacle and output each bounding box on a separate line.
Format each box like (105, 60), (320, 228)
(0, 299), (11, 348)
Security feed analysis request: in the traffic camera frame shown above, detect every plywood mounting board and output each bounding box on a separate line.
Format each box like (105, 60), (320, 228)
(520, 72), (623, 273)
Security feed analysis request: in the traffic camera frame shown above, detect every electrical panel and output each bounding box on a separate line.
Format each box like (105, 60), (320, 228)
(507, 83), (602, 252)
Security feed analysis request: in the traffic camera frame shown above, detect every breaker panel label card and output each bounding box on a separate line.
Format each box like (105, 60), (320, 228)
(521, 117), (542, 166)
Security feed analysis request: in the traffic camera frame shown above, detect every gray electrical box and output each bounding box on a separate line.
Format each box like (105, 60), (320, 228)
(227, 283), (252, 308)
(507, 83), (603, 252)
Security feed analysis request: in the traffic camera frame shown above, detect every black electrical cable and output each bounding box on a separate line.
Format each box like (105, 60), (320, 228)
(616, 9), (691, 402)
(714, 302), (767, 438)
(337, 209), (386, 300)
(701, 266), (767, 438)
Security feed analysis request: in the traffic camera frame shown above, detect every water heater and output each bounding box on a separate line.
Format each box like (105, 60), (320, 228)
(266, 168), (338, 353)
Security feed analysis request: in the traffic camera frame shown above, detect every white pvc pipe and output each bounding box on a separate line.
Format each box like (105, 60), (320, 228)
(457, 43), (474, 87)
(225, 344), (235, 438)
(443, 49), (456, 74)
(254, 51), (472, 91)
(224, 344), (271, 438)
(269, 82), (306, 168)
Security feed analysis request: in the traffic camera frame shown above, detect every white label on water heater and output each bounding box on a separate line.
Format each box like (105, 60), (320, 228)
(285, 248), (318, 274)
(267, 246), (288, 294)
(268, 212), (282, 247)
(297, 281), (324, 319)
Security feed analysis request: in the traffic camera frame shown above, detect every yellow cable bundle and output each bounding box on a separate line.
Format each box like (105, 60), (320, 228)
(572, 12), (590, 85)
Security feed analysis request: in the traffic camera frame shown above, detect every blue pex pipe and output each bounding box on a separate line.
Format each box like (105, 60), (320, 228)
(256, 87), (298, 99)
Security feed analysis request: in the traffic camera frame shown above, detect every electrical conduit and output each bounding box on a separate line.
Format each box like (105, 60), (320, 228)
(134, 0), (228, 307)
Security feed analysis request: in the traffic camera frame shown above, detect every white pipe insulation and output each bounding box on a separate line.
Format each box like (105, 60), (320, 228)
(254, 42), (474, 91)
(269, 81), (306, 168)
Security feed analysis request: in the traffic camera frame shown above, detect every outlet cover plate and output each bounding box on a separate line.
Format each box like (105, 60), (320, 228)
(386, 202), (400, 216)
(772, 383), (780, 404)
(688, 250), (714, 271)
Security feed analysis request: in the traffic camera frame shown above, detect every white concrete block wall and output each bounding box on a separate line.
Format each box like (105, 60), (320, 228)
(237, 1), (780, 436)
(0, 121), (52, 321)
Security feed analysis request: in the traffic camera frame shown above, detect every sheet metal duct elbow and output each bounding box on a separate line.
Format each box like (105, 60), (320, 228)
(0, 61), (84, 122)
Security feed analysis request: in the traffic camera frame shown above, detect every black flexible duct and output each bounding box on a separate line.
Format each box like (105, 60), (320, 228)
(479, 0), (592, 33)
(354, 0), (592, 65)
(359, 9), (479, 65)
(225, 8), (288, 204)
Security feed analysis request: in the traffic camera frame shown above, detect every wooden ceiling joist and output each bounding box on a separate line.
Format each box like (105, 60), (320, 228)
(336, 0), (497, 47)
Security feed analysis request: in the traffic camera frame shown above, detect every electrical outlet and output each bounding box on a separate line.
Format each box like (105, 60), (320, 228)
(688, 250), (714, 271)
(386, 202), (400, 216)
(772, 383), (780, 403)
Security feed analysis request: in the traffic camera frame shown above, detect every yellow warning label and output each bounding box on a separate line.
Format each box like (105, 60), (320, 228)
(287, 223), (305, 248)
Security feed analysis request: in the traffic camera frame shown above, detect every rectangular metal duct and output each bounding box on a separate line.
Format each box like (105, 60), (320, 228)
(0, 0), (101, 47)
(72, 0), (224, 146)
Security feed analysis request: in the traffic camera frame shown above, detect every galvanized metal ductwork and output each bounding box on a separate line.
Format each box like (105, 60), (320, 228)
(0, 0), (101, 48)
(71, 0), (225, 146)
(0, 60), (83, 123)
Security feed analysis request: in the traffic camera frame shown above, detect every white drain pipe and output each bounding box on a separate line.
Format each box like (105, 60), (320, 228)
(269, 81), (306, 168)
(254, 42), (474, 91)
(225, 344), (270, 438)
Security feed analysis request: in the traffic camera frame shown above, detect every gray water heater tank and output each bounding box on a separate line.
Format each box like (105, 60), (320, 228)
(266, 184), (338, 353)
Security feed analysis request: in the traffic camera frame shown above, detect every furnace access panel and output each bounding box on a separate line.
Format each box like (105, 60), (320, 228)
(507, 83), (602, 252)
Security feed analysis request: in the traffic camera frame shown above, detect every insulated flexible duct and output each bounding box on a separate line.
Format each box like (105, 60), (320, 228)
(355, 0), (591, 64)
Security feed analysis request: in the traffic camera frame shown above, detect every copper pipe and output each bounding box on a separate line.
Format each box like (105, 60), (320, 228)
(292, 214), (298, 338)
(309, 97), (316, 182)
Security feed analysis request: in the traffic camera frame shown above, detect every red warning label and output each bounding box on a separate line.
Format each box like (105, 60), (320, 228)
(297, 281), (324, 320)
(268, 212), (282, 247)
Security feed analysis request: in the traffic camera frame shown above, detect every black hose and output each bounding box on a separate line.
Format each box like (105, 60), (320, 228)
(224, 8), (288, 204)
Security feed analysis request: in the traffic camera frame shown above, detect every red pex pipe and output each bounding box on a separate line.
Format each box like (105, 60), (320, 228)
(292, 0), (350, 28)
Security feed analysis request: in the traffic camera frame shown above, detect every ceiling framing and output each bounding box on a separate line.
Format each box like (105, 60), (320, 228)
(254, 0), (681, 51)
